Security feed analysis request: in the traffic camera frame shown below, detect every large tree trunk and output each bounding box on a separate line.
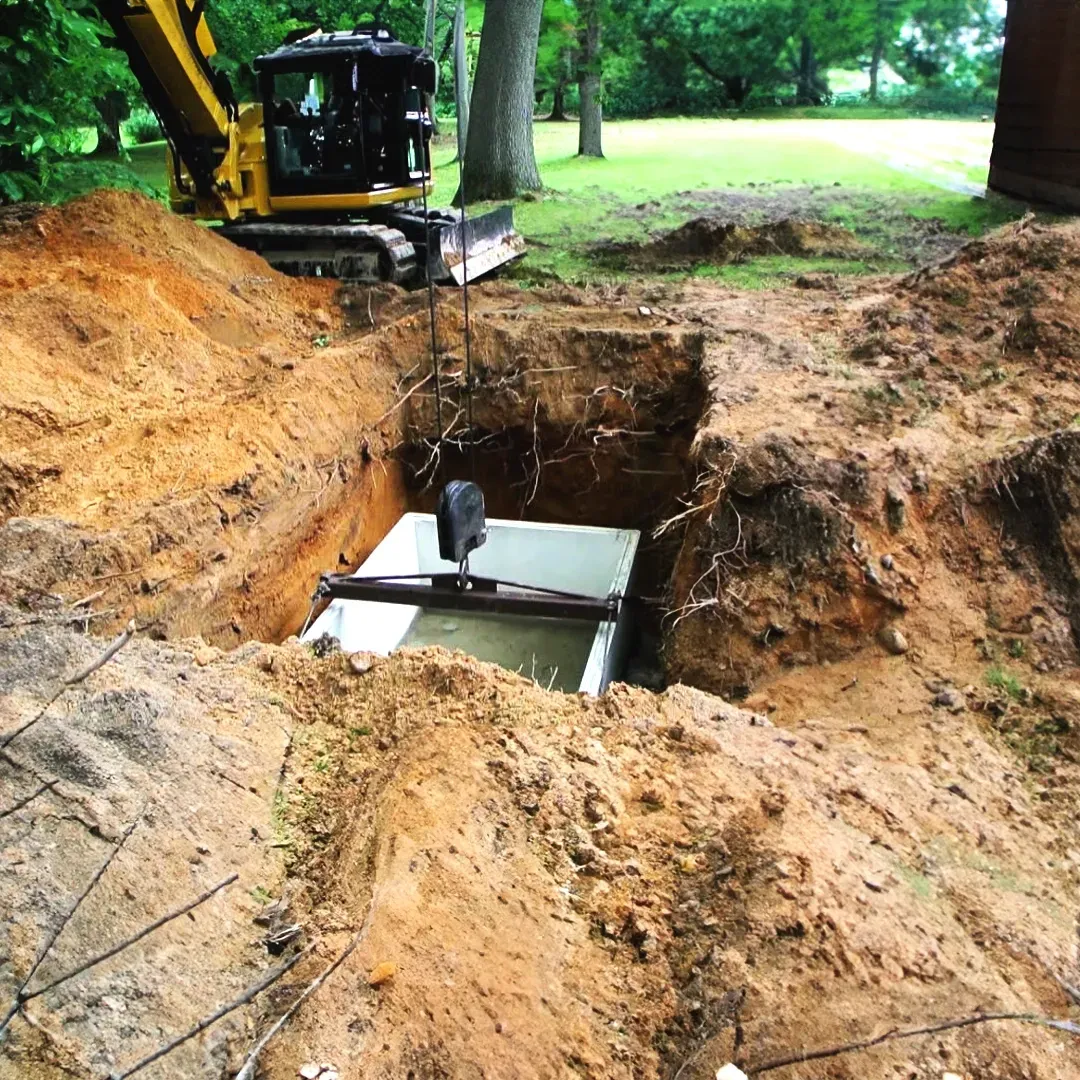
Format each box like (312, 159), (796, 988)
(547, 82), (568, 121)
(458, 0), (544, 201)
(869, 37), (884, 101)
(93, 91), (128, 156)
(795, 36), (823, 105)
(452, 0), (470, 161)
(576, 0), (603, 157)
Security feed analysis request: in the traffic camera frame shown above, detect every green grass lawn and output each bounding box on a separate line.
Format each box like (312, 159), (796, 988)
(78, 116), (1039, 287)
(430, 117), (1028, 285)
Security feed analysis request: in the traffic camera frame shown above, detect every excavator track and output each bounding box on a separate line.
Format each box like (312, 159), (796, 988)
(216, 222), (417, 285)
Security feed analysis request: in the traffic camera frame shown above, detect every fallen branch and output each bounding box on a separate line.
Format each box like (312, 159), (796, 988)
(0, 620), (136, 751)
(23, 874), (239, 1004)
(108, 944), (314, 1080)
(70, 588), (106, 609)
(63, 618), (136, 685)
(0, 815), (139, 1034)
(0, 779), (59, 819)
(234, 929), (366, 1080)
(747, 1012), (1080, 1075)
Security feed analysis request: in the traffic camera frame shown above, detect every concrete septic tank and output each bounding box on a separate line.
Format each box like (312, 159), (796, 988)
(303, 513), (640, 694)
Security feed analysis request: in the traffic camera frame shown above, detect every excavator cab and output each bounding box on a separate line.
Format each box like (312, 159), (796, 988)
(255, 25), (434, 200)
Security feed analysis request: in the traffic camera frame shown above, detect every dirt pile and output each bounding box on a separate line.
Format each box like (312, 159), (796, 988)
(5, 609), (1080, 1080)
(596, 217), (865, 270)
(0, 190), (425, 643)
(8, 191), (1080, 1078)
(846, 215), (1080, 376)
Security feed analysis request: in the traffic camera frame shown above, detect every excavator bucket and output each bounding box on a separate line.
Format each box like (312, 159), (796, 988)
(426, 206), (526, 285)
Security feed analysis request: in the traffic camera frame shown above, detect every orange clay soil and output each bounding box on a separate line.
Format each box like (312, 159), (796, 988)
(4, 194), (1080, 1079)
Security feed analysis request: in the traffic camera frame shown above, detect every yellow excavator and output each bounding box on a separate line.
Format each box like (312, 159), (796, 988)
(91, 0), (523, 283)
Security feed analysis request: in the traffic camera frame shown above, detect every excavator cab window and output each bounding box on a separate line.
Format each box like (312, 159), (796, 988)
(256, 31), (433, 202)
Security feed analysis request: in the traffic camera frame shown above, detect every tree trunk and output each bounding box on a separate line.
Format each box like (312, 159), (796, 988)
(548, 82), (568, 121)
(424, 0), (439, 135)
(796, 36), (823, 105)
(452, 0), (470, 161)
(459, 0), (544, 201)
(869, 37), (884, 101)
(93, 91), (128, 156)
(576, 0), (603, 157)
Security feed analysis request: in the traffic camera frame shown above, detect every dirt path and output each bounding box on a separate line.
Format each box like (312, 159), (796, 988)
(4, 193), (1080, 1080)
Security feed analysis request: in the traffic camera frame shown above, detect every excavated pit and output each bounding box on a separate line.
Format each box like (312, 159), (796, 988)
(285, 316), (708, 688)
(383, 322), (707, 686)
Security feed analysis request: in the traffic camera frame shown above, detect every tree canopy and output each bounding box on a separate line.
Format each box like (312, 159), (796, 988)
(0, 0), (1005, 204)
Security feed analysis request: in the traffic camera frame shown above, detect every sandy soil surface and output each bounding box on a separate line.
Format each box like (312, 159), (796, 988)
(4, 192), (1080, 1080)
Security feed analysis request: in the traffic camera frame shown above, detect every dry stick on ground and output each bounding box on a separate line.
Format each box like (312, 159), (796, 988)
(0, 619), (136, 751)
(22, 873), (239, 1004)
(746, 1012), (1080, 1075)
(108, 944), (314, 1080)
(234, 927), (368, 1080)
(0, 778), (59, 819)
(0, 815), (139, 1034)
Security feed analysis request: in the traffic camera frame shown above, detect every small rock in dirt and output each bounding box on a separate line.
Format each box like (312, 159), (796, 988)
(886, 481), (907, 532)
(878, 626), (909, 655)
(716, 1067), (749, 1080)
(863, 562), (882, 586)
(348, 653), (375, 675)
(309, 633), (340, 659)
(863, 878), (884, 893)
(298, 1066), (321, 1080)
(193, 644), (220, 666)
(881, 553), (895, 570)
(637, 305), (653, 317)
(368, 961), (397, 986)
(933, 688), (965, 712)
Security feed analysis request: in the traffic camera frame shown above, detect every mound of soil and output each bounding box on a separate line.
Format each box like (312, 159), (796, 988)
(846, 215), (1080, 374)
(8, 191), (1080, 1080)
(596, 217), (864, 270)
(4, 610), (1080, 1080)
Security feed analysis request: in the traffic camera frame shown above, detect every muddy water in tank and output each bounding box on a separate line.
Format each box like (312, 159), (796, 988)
(303, 514), (640, 694)
(401, 609), (598, 691)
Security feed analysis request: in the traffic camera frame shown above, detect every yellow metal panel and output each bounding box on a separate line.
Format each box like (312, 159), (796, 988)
(268, 184), (434, 213)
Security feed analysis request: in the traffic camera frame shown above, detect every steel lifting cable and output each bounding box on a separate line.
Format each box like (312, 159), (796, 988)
(418, 110), (444, 452)
(455, 150), (477, 482)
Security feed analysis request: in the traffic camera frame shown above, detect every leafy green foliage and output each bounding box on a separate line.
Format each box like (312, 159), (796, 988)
(123, 108), (163, 146)
(0, 0), (1005, 205)
(0, 0), (129, 201)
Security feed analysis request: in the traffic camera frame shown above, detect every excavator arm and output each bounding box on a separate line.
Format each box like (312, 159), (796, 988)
(92, 0), (259, 215)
